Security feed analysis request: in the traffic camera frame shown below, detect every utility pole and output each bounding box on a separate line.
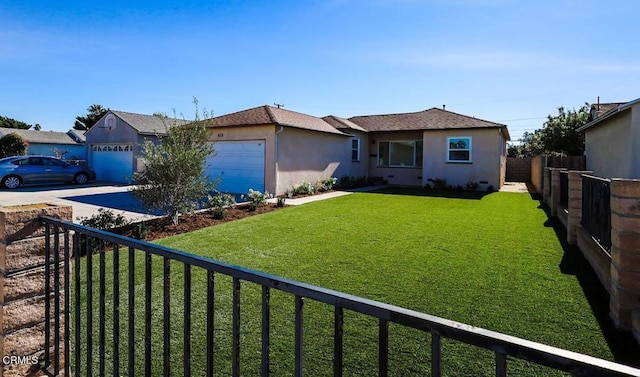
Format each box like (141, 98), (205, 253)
(274, 102), (284, 109)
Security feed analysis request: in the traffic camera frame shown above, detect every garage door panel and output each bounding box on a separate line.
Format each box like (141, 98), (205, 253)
(91, 144), (133, 184)
(206, 141), (265, 195)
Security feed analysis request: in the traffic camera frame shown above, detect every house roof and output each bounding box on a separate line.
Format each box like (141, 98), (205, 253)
(578, 98), (640, 132)
(0, 127), (82, 145)
(321, 115), (367, 132)
(67, 129), (86, 143)
(212, 105), (349, 136)
(110, 110), (191, 135)
(590, 102), (625, 119)
(348, 107), (508, 134)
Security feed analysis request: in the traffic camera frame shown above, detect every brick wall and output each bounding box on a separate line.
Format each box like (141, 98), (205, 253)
(0, 204), (72, 377)
(546, 172), (640, 342)
(609, 179), (640, 332)
(506, 157), (531, 182)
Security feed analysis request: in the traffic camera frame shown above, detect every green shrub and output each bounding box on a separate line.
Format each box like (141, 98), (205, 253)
(292, 182), (316, 196)
(247, 189), (271, 211)
(0, 132), (27, 158)
(276, 197), (286, 207)
(208, 192), (236, 219)
(429, 177), (447, 189)
(335, 175), (369, 189)
(318, 177), (337, 192)
(77, 208), (130, 230)
(465, 181), (479, 191)
(135, 221), (147, 240)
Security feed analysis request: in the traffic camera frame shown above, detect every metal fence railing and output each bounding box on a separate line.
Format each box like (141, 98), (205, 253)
(581, 175), (612, 252)
(40, 216), (639, 377)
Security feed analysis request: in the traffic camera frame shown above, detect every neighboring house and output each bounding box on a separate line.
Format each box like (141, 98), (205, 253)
(578, 98), (640, 179)
(206, 105), (509, 195)
(0, 127), (86, 159)
(86, 110), (189, 183)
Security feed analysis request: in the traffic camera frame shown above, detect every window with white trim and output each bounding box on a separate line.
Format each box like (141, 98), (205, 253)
(447, 137), (472, 162)
(377, 140), (423, 167)
(351, 138), (361, 161)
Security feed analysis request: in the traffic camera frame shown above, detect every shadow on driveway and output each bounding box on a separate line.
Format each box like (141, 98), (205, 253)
(62, 192), (162, 215)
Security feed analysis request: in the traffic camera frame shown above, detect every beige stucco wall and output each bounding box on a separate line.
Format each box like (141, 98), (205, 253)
(207, 125), (277, 193)
(584, 110), (635, 179)
(422, 128), (505, 189)
(369, 131), (424, 186)
(276, 127), (362, 195)
(530, 155), (544, 193)
(341, 130), (369, 179)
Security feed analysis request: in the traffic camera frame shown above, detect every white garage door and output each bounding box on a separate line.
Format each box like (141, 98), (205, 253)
(206, 140), (265, 194)
(91, 144), (134, 183)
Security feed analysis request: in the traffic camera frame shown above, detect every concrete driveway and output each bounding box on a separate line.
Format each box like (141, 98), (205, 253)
(0, 182), (157, 223)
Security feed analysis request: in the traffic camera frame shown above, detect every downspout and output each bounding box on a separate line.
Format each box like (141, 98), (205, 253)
(275, 126), (285, 195)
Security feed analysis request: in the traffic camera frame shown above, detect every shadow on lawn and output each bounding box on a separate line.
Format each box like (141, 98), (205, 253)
(369, 187), (490, 199)
(538, 200), (640, 367)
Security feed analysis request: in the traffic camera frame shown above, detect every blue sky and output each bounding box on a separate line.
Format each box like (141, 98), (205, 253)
(1, 0), (639, 142)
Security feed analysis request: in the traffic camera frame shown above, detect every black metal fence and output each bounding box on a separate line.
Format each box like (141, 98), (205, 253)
(581, 175), (612, 252)
(559, 171), (569, 210)
(40, 216), (640, 377)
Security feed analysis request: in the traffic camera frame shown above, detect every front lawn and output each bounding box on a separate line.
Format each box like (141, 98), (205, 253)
(76, 190), (634, 376)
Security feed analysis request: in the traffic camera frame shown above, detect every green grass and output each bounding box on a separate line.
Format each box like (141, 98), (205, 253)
(74, 190), (633, 376)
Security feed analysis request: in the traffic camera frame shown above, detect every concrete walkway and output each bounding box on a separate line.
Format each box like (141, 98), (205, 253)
(267, 185), (388, 206)
(499, 182), (533, 193)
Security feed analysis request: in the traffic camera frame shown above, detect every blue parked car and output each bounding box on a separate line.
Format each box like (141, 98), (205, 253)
(0, 156), (96, 189)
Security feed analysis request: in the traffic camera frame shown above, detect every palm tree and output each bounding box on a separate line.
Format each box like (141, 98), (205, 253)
(74, 104), (107, 130)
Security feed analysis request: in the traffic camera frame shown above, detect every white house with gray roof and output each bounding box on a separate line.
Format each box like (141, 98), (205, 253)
(86, 110), (189, 183)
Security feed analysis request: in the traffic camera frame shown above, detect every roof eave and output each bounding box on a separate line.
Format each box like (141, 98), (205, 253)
(280, 123), (350, 137)
(579, 97), (640, 132)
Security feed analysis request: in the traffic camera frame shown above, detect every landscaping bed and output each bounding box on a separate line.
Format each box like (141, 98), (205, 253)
(115, 203), (282, 241)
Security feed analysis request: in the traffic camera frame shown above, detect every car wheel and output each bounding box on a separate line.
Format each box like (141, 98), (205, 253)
(2, 175), (22, 189)
(74, 173), (89, 185)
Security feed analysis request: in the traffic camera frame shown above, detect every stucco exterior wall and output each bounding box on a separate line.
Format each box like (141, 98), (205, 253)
(85, 117), (139, 172)
(368, 131), (424, 186)
(584, 110), (634, 179)
(26, 144), (86, 159)
(530, 155), (544, 193)
(337, 130), (369, 180)
(276, 127), (355, 195)
(206, 125), (276, 193)
(86, 115), (141, 145)
(422, 128), (504, 189)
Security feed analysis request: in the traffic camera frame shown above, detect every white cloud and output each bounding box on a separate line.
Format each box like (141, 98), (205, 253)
(358, 45), (640, 74)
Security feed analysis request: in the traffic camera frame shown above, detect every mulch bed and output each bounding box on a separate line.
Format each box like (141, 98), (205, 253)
(116, 203), (282, 241)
